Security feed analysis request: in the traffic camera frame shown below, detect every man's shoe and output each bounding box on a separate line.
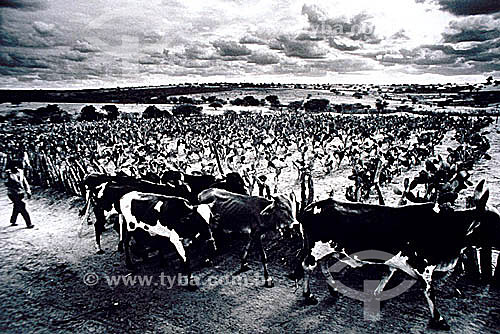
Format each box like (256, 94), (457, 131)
(10, 223), (18, 226)
(26, 225), (35, 229)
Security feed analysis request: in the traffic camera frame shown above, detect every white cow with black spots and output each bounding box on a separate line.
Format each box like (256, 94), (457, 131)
(118, 191), (216, 288)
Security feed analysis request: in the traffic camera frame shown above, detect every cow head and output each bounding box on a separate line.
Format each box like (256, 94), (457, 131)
(225, 172), (248, 195)
(181, 204), (217, 255)
(465, 180), (500, 249)
(260, 192), (299, 237)
(161, 170), (184, 185)
(176, 180), (194, 201)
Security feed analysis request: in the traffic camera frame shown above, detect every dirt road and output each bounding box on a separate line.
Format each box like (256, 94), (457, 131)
(0, 183), (499, 334)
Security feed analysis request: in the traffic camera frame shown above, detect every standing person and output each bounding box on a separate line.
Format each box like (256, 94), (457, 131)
(5, 160), (34, 228)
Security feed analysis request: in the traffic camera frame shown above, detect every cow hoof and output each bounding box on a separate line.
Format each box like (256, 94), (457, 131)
(96, 249), (105, 255)
(233, 264), (250, 276)
(428, 317), (450, 331)
(328, 285), (338, 298)
(303, 293), (318, 305)
(264, 277), (274, 288)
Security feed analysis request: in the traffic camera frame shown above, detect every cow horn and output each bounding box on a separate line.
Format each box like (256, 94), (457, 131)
(476, 189), (489, 211)
(260, 201), (275, 216)
(473, 179), (486, 202)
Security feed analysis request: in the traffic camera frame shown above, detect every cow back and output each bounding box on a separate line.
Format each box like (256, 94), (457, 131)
(301, 199), (440, 254)
(199, 188), (272, 231)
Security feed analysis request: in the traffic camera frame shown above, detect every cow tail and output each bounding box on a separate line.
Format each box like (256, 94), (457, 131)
(78, 190), (91, 238)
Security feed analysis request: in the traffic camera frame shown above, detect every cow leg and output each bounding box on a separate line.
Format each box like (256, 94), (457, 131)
(117, 214), (124, 252)
(480, 246), (492, 283)
(234, 231), (252, 275)
(182, 257), (198, 291)
(93, 206), (106, 254)
(421, 265), (449, 331)
(122, 227), (135, 270)
(256, 234), (273, 288)
(319, 259), (339, 299)
(374, 267), (396, 297)
(462, 247), (480, 280)
(494, 261), (500, 287)
(302, 255), (318, 305)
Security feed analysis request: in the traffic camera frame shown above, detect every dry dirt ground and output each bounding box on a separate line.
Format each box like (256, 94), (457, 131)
(1, 122), (500, 334)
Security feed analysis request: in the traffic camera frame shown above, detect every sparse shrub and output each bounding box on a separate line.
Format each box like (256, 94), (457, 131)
(143, 105), (172, 118)
(304, 99), (330, 112)
(172, 104), (203, 116)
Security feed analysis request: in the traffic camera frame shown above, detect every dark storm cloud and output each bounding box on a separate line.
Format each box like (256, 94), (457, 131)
(1, 21), (69, 49)
(0, 0), (47, 11)
(183, 44), (219, 60)
(211, 40), (252, 57)
(442, 16), (500, 43)
(0, 28), (51, 48)
(272, 35), (328, 59)
(239, 35), (266, 45)
(376, 36), (499, 76)
(61, 51), (87, 62)
(437, 0), (500, 16)
(426, 40), (500, 59)
(0, 52), (50, 70)
(443, 28), (500, 43)
(328, 38), (360, 51)
(247, 52), (280, 65)
(301, 4), (379, 44)
(72, 40), (100, 53)
(0, 30), (19, 47)
(296, 32), (324, 41)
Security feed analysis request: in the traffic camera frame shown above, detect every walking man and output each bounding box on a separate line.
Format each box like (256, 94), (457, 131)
(5, 160), (34, 228)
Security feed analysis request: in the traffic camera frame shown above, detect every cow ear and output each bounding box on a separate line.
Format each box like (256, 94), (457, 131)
(473, 179), (486, 201)
(289, 192), (296, 204)
(476, 189), (489, 211)
(289, 192), (297, 216)
(393, 186), (403, 196)
(260, 201), (275, 216)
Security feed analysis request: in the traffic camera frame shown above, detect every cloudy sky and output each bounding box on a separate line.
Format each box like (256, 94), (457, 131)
(1, 0), (499, 88)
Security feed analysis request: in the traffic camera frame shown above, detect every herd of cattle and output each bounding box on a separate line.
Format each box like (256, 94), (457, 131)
(81, 167), (500, 331)
(2, 109), (500, 330)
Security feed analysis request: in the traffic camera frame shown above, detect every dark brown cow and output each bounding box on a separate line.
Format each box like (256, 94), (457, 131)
(298, 180), (499, 330)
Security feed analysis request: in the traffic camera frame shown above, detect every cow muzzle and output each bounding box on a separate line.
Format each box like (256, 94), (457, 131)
(182, 238), (193, 248)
